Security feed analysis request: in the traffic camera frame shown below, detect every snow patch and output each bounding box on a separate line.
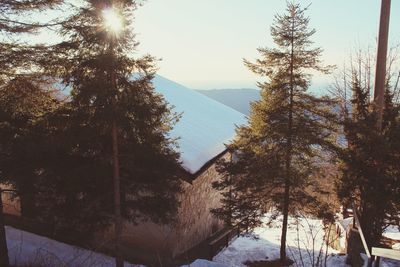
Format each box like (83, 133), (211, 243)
(213, 214), (339, 267)
(183, 213), (399, 267)
(6, 226), (142, 267)
(180, 259), (228, 267)
(383, 225), (400, 241)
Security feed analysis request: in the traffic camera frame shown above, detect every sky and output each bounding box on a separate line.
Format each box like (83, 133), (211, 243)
(133, 0), (400, 90)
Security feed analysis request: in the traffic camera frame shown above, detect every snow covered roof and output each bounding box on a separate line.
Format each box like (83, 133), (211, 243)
(152, 75), (246, 174)
(55, 75), (245, 175)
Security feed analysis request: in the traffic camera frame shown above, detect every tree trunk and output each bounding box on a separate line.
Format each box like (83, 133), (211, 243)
(281, 93), (293, 263)
(110, 37), (123, 267)
(280, 12), (295, 264)
(280, 178), (290, 262)
(112, 120), (123, 267)
(0, 189), (10, 267)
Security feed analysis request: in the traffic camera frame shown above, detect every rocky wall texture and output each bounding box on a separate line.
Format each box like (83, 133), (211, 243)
(114, 153), (229, 259)
(171, 153), (228, 256)
(0, 152), (229, 263)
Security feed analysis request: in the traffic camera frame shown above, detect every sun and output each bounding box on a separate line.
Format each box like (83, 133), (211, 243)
(102, 8), (123, 34)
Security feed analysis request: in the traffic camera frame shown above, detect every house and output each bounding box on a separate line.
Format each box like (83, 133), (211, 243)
(2, 75), (246, 265)
(98, 75), (246, 264)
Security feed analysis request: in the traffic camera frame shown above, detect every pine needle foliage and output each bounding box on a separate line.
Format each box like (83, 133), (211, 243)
(213, 2), (335, 262)
(337, 76), (400, 247)
(29, 0), (184, 233)
(1, 0), (183, 238)
(0, 0), (63, 80)
(0, 2), (64, 265)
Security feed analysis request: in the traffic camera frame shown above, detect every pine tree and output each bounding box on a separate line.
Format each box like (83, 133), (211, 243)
(0, 0), (63, 81)
(1, 1), (183, 265)
(0, 2), (63, 266)
(213, 2), (333, 263)
(337, 75), (400, 248)
(31, 1), (183, 265)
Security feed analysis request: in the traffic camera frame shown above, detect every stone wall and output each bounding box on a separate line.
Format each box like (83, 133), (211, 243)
(1, 152), (229, 263)
(171, 153), (228, 256)
(109, 152), (229, 262)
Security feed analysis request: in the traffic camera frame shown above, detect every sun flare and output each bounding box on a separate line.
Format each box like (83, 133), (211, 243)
(102, 8), (123, 34)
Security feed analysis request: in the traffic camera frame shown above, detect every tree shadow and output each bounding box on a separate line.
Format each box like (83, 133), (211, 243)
(218, 231), (333, 267)
(244, 258), (294, 267)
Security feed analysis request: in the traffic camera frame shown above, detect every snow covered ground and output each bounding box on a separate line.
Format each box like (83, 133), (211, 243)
(384, 225), (400, 242)
(5, 215), (399, 267)
(213, 214), (343, 267)
(6, 226), (143, 267)
(183, 214), (400, 267)
(384, 224), (400, 253)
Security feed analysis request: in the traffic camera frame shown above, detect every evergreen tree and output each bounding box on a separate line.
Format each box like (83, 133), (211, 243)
(0, 0), (63, 80)
(336, 75), (400, 248)
(33, 1), (183, 264)
(0, 2), (63, 266)
(1, 1), (183, 265)
(213, 2), (334, 263)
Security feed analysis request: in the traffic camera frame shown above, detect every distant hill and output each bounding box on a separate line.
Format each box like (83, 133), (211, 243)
(196, 88), (260, 115)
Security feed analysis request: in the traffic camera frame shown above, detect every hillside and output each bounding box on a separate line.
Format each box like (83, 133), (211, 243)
(196, 89), (260, 115)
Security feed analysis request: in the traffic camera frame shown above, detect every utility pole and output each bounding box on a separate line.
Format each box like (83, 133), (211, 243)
(374, 0), (391, 130)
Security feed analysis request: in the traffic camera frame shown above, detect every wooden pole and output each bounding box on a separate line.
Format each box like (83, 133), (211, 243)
(353, 204), (372, 259)
(374, 0), (391, 130)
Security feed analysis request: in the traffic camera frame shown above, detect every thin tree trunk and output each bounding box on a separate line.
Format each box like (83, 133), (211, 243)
(0, 189), (10, 267)
(110, 37), (123, 267)
(112, 120), (123, 267)
(280, 11), (295, 264)
(324, 224), (332, 267)
(296, 220), (305, 267)
(281, 172), (291, 262)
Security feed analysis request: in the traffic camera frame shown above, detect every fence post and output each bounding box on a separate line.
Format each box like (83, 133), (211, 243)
(367, 257), (373, 267)
(352, 204), (372, 258)
(373, 256), (380, 267)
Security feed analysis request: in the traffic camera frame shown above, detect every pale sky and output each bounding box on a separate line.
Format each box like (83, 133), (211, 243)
(133, 0), (400, 90)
